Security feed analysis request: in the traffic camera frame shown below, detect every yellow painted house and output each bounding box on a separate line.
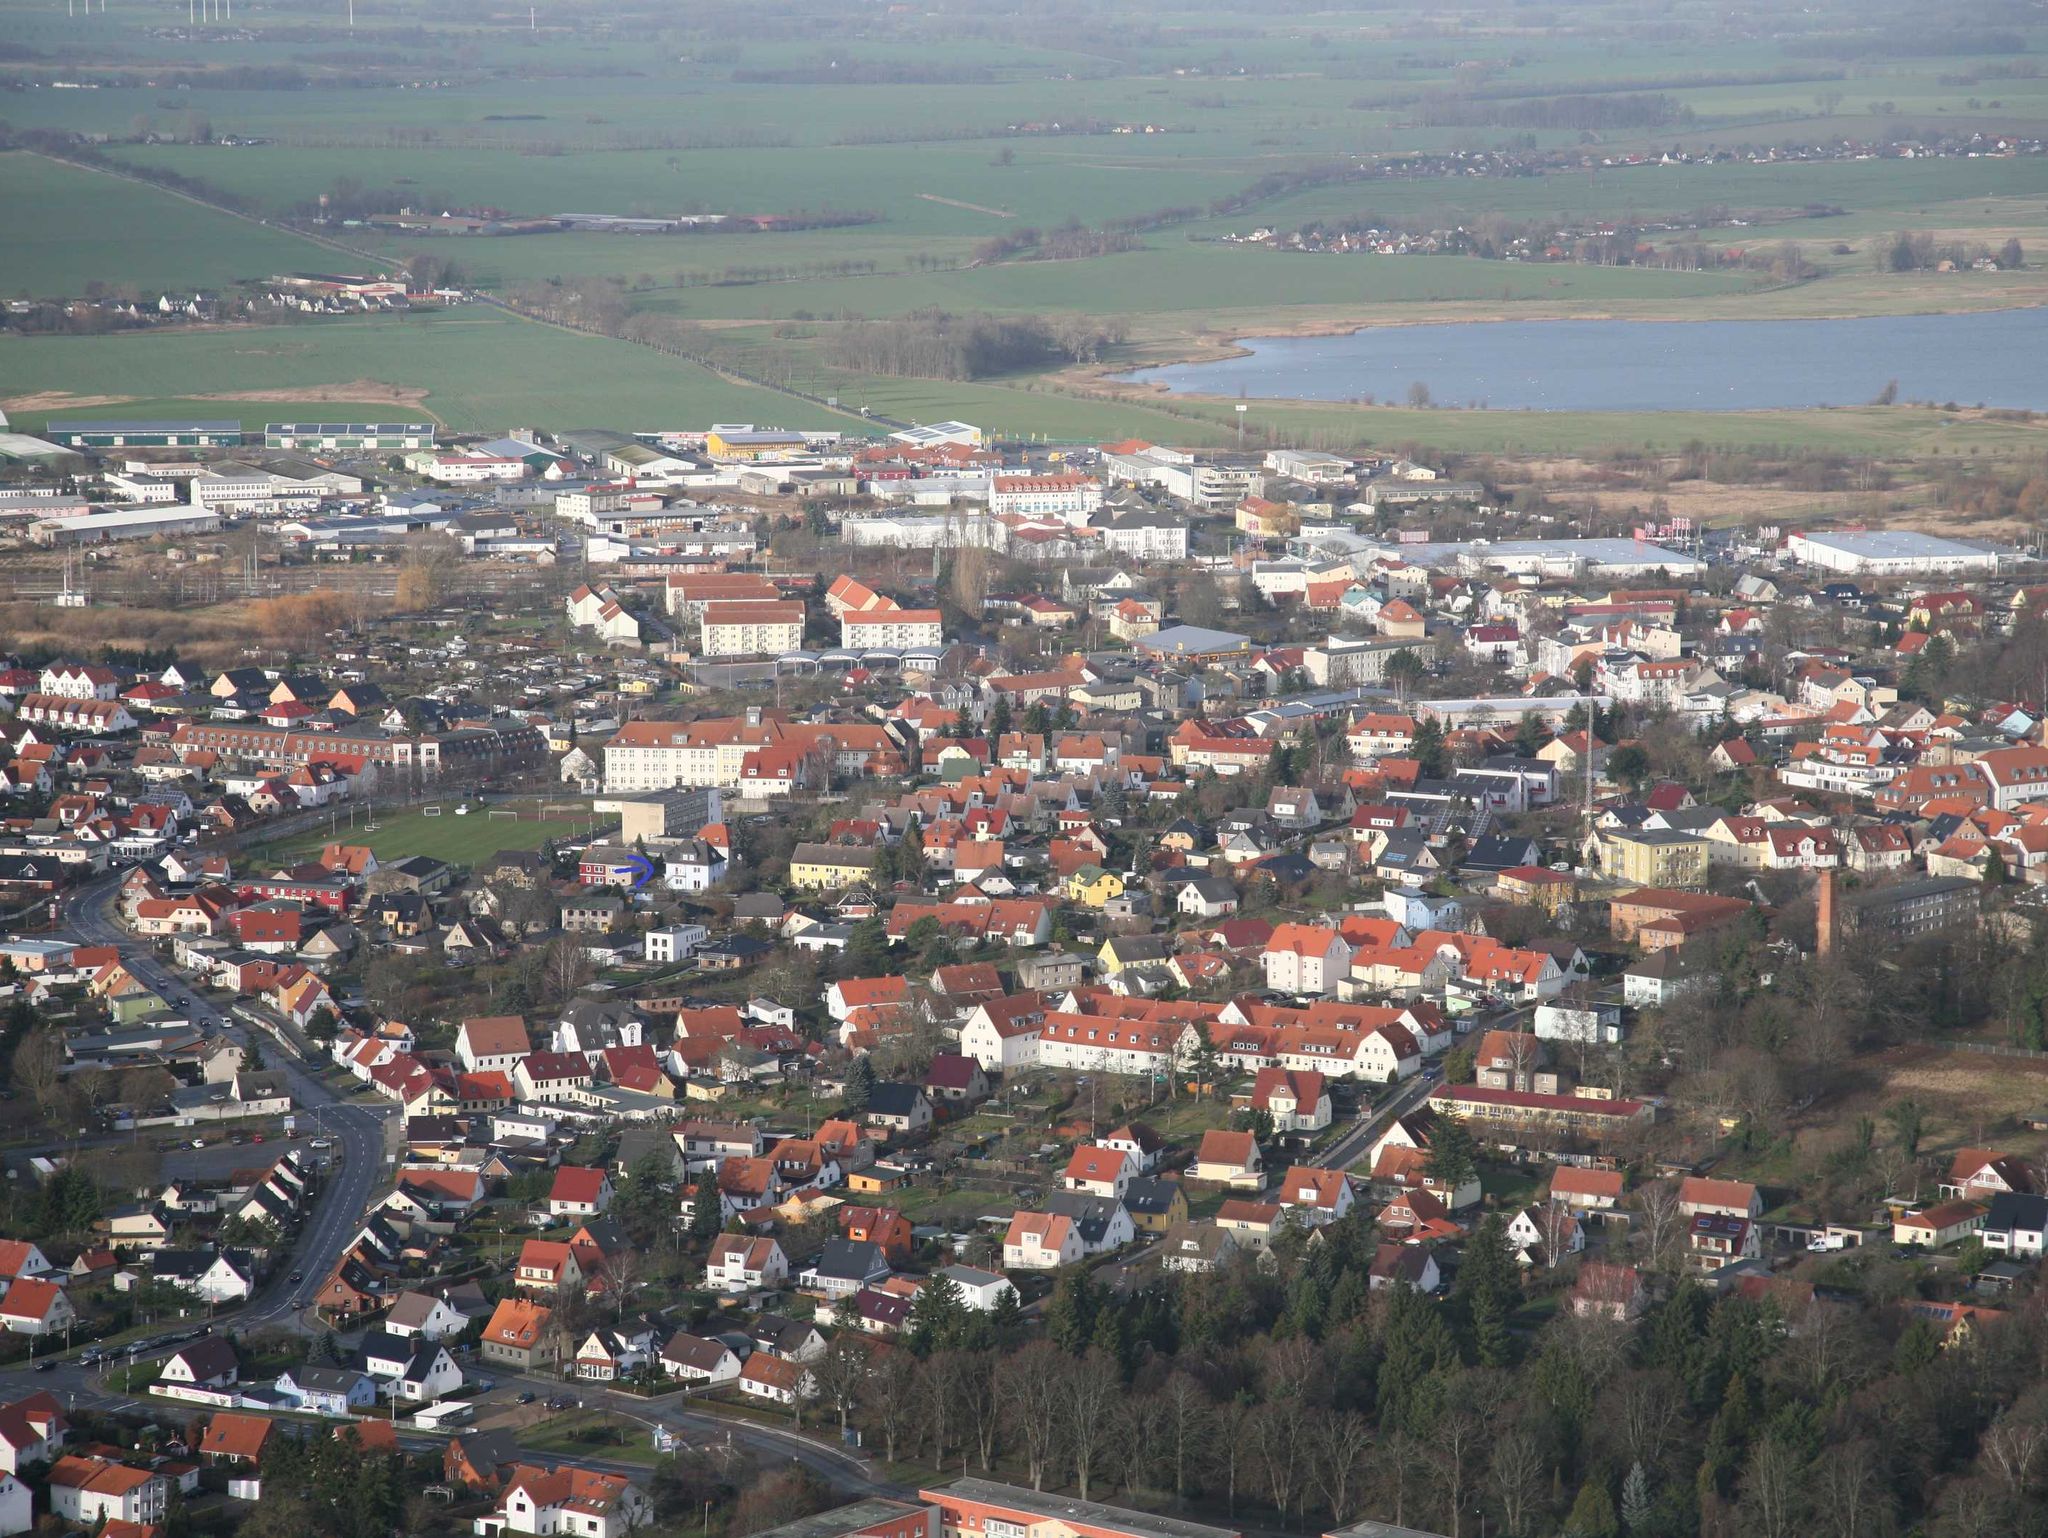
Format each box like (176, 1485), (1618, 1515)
(789, 841), (882, 891)
(1098, 933), (1166, 975)
(1065, 865), (1126, 908)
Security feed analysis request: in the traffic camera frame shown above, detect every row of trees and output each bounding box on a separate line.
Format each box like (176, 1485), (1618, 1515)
(1879, 231), (2026, 272)
(823, 308), (1126, 379)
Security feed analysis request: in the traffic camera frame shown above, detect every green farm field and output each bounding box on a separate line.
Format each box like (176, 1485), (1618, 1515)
(7, 0), (2048, 450)
(0, 307), (854, 434)
(0, 152), (347, 296)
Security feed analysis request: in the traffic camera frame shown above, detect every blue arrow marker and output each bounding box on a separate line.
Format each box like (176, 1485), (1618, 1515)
(625, 853), (658, 890)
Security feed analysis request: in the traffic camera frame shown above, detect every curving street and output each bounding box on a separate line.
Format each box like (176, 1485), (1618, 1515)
(0, 872), (898, 1498)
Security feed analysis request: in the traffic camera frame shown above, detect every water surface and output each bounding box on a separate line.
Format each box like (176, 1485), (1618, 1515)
(1119, 308), (2048, 411)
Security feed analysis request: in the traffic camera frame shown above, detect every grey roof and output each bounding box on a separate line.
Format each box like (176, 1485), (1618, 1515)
(287, 1365), (370, 1393)
(866, 1082), (927, 1118)
(1135, 624), (1252, 657)
(1982, 1192), (2048, 1232)
(809, 1238), (888, 1282)
(450, 1428), (524, 1476)
(1791, 529), (2000, 562)
(166, 1335), (240, 1379)
(1122, 1177), (1183, 1217)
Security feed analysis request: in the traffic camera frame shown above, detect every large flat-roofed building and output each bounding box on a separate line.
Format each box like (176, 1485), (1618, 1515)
(1784, 529), (2003, 577)
(31, 504), (221, 545)
(923, 1480), (1240, 1538)
(1133, 624), (1253, 665)
(749, 1501), (938, 1538)
(53, 418), (243, 448)
(264, 422), (436, 452)
(1369, 537), (1704, 580)
(1837, 875), (1980, 942)
(704, 428), (809, 461)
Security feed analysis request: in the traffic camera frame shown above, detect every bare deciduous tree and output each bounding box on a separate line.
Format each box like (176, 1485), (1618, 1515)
(1816, 1438), (1894, 1538)
(1309, 1410), (1375, 1525)
(859, 1348), (921, 1463)
(811, 1334), (870, 1435)
(1634, 1178), (1684, 1271)
(1157, 1372), (1210, 1507)
(996, 1342), (1064, 1492)
(1062, 1349), (1121, 1500)
(1487, 1427), (1544, 1538)
(1982, 1409), (2048, 1501)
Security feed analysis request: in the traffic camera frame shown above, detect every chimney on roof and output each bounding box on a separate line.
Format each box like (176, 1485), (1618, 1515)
(1817, 867), (1835, 957)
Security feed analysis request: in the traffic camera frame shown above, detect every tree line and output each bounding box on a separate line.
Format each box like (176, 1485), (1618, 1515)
(823, 308), (1126, 379)
(785, 1195), (2048, 1538)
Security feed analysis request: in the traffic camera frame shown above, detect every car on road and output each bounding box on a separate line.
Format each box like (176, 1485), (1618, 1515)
(33, 1360), (55, 1372)
(190, 1138), (207, 1148)
(517, 1391), (536, 1404)
(288, 1271), (303, 1283)
(309, 1139), (332, 1150)
(545, 1395), (578, 1411)
(251, 1134), (264, 1144)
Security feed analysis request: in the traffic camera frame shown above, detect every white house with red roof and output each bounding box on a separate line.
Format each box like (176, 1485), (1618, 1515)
(1002, 1212), (1080, 1270)
(1274, 1166), (1354, 1227)
(705, 1235), (788, 1295)
(0, 1391), (65, 1474)
(1261, 924), (1352, 997)
(547, 1168), (613, 1220)
(1061, 1145), (1136, 1199)
(0, 1279), (74, 1336)
(1248, 1068), (1331, 1132)
(826, 976), (909, 1023)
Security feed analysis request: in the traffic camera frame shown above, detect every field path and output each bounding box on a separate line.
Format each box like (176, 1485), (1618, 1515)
(918, 193), (1015, 218)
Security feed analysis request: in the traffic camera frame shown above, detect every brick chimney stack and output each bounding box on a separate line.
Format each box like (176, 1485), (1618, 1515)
(1817, 867), (1835, 957)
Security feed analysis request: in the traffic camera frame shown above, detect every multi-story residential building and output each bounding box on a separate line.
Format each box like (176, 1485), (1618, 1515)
(841, 609), (944, 649)
(700, 601), (805, 658)
(49, 1458), (167, 1527)
(988, 475), (1102, 521)
(601, 716), (901, 794)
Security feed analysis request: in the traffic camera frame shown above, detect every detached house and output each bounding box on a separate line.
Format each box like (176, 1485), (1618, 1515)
(548, 1167), (614, 1220)
(1276, 1166), (1354, 1226)
(706, 1236), (789, 1294)
(1192, 1129), (1264, 1188)
(1003, 1212), (1082, 1270)
(1248, 1067), (1331, 1132)
(1262, 924), (1352, 997)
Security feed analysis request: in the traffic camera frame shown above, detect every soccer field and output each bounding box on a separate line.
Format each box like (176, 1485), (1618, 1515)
(250, 803), (600, 871)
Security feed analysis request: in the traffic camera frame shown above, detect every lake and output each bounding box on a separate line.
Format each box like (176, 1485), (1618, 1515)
(1118, 307), (2048, 412)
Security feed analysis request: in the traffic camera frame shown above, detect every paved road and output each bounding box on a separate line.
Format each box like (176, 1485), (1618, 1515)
(59, 874), (393, 1332)
(5, 1347), (895, 1498)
